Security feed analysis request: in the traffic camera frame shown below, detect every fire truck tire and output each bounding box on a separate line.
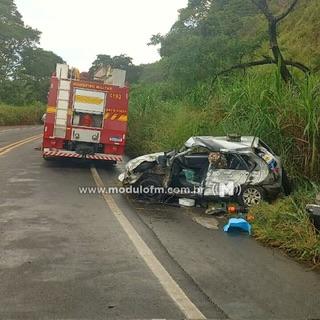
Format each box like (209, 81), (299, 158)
(43, 156), (55, 161)
(104, 160), (117, 166)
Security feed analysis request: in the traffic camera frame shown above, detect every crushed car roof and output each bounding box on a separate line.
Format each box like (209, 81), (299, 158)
(184, 136), (260, 151)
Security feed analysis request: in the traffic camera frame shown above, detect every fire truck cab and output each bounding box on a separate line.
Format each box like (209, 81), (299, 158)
(42, 64), (129, 163)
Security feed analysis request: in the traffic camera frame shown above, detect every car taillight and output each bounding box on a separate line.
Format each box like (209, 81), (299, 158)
(272, 167), (280, 174)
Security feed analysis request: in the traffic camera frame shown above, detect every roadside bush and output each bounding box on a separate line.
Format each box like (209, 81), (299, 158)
(250, 185), (320, 265)
(0, 104), (45, 126)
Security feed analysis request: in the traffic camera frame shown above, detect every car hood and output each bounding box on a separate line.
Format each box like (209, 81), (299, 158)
(118, 152), (165, 183)
(125, 152), (165, 172)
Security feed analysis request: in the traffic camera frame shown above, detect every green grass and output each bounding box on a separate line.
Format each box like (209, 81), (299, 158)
(279, 0), (320, 68)
(0, 104), (45, 126)
(250, 185), (320, 265)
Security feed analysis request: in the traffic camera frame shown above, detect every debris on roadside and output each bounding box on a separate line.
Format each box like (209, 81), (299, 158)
(205, 203), (227, 215)
(306, 203), (320, 231)
(223, 218), (252, 235)
(179, 198), (196, 207)
(192, 216), (219, 230)
(133, 193), (255, 235)
(246, 212), (255, 222)
(205, 203), (248, 216)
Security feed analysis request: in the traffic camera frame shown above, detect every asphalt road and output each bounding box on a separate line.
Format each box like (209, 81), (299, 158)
(0, 125), (42, 148)
(0, 126), (319, 319)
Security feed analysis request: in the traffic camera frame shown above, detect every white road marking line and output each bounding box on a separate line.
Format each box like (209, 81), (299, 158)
(91, 167), (206, 320)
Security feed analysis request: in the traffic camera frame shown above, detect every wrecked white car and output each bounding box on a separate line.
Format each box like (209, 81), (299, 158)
(119, 135), (290, 207)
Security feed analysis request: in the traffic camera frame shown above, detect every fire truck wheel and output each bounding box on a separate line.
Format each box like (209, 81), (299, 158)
(43, 156), (55, 161)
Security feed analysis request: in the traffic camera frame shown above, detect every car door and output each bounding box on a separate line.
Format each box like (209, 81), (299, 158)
(203, 152), (250, 197)
(168, 147), (210, 187)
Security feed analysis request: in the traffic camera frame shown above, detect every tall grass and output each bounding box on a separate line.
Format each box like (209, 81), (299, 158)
(251, 183), (320, 264)
(0, 104), (45, 126)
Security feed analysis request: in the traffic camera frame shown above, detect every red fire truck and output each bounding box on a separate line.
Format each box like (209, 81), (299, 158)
(42, 64), (129, 164)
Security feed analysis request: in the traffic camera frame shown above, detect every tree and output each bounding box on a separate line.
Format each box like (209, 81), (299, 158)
(0, 0), (65, 104)
(251, 0), (301, 82)
(150, 0), (310, 84)
(0, 0), (40, 81)
(19, 48), (64, 102)
(89, 54), (140, 83)
(0, 48), (64, 104)
(150, 0), (266, 84)
(21, 48), (64, 80)
(216, 0), (310, 82)
(89, 54), (113, 77)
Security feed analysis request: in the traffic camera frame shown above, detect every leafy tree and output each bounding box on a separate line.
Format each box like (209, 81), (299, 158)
(17, 48), (64, 103)
(20, 48), (64, 81)
(0, 0), (64, 104)
(89, 54), (141, 83)
(215, 0), (311, 83)
(0, 0), (40, 81)
(150, 0), (310, 84)
(0, 48), (64, 104)
(89, 54), (113, 76)
(250, 0), (304, 82)
(112, 54), (133, 70)
(138, 61), (166, 84)
(150, 0), (266, 84)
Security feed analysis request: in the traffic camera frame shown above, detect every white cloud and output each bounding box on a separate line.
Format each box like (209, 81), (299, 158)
(15, 0), (187, 71)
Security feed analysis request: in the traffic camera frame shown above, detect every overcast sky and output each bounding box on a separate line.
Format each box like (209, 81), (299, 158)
(15, 0), (187, 71)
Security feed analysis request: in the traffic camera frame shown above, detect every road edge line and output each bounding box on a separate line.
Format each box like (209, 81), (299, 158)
(90, 166), (206, 320)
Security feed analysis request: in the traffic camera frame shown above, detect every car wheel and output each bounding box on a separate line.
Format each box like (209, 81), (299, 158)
(137, 175), (163, 201)
(239, 186), (265, 207)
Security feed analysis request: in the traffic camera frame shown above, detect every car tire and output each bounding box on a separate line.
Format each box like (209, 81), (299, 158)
(239, 186), (265, 207)
(136, 174), (164, 201)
